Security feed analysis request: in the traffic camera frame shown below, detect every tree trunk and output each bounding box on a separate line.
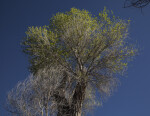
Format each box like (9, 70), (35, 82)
(57, 79), (87, 116)
(71, 80), (87, 116)
(54, 70), (87, 116)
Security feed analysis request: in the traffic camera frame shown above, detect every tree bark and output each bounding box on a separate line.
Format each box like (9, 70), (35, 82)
(70, 80), (87, 116)
(54, 70), (87, 116)
(56, 80), (86, 116)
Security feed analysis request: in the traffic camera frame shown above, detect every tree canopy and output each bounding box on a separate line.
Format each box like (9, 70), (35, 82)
(6, 8), (137, 116)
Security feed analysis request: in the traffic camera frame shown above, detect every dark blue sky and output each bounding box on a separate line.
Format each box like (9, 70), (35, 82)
(1, 0), (150, 115)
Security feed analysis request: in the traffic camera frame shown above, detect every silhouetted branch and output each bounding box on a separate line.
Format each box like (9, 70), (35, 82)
(124, 0), (150, 8)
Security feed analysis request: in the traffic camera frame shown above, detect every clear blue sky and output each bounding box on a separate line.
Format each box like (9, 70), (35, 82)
(0, 0), (150, 115)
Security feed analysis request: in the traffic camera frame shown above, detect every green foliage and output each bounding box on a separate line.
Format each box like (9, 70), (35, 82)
(8, 7), (138, 115)
(22, 8), (137, 110)
(22, 8), (136, 77)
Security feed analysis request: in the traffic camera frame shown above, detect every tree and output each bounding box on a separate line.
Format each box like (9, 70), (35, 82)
(124, 0), (150, 8)
(6, 8), (137, 116)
